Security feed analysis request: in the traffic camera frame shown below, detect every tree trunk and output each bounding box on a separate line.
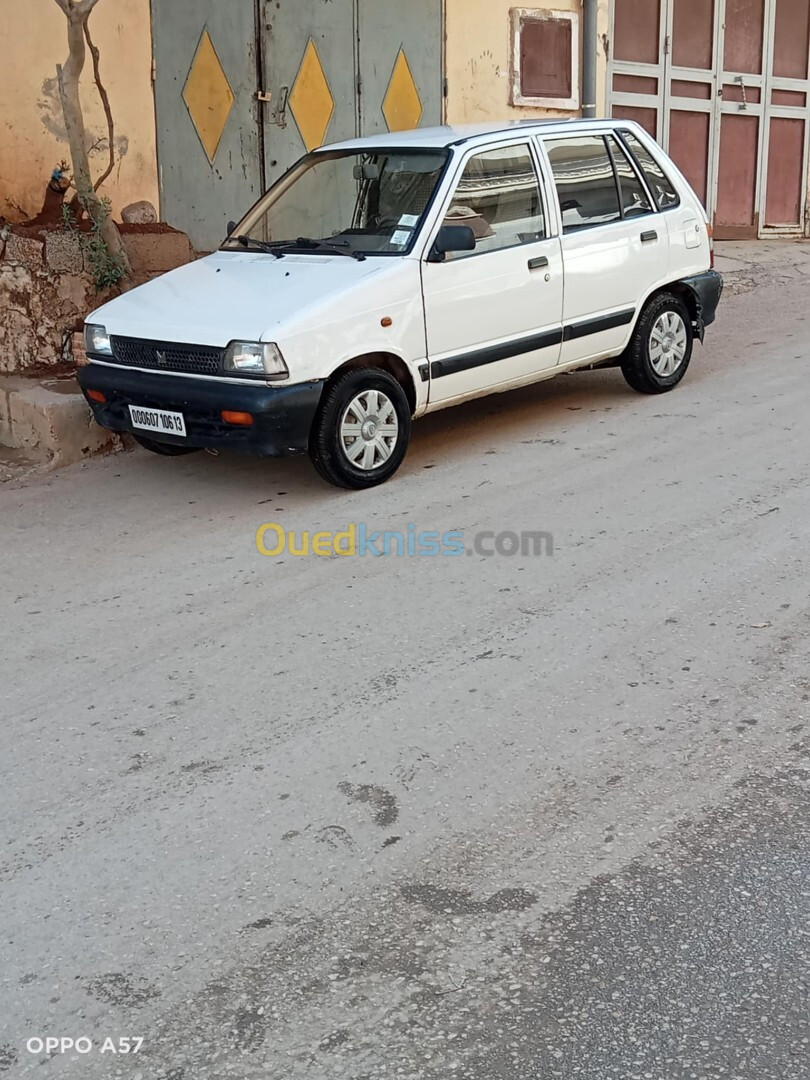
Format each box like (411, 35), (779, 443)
(57, 7), (133, 287)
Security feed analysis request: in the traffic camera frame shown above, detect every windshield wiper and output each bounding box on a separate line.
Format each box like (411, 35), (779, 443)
(233, 235), (284, 258)
(276, 237), (367, 261)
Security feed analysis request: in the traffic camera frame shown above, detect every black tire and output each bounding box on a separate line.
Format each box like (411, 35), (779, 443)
(621, 291), (694, 394)
(309, 368), (411, 489)
(133, 434), (201, 456)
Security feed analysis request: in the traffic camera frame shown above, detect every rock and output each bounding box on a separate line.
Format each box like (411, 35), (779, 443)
(44, 231), (84, 274)
(121, 200), (158, 225)
(121, 231), (194, 276)
(3, 234), (45, 269)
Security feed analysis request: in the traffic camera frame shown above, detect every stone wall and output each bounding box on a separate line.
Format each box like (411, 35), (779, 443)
(0, 227), (195, 375)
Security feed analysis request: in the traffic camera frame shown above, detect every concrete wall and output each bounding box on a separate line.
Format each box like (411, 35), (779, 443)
(445, 0), (611, 123)
(0, 0), (159, 222)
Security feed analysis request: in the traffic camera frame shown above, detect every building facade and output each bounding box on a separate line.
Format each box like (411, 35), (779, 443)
(1, 1), (808, 250)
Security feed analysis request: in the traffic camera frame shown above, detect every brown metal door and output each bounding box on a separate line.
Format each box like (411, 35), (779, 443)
(762, 0), (810, 231)
(610, 0), (664, 138)
(714, 0), (767, 237)
(666, 0), (718, 209)
(609, 0), (720, 206)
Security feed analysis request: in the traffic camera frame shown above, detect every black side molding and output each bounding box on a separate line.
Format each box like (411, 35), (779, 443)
(429, 308), (637, 380)
(562, 308), (635, 342)
(431, 328), (563, 379)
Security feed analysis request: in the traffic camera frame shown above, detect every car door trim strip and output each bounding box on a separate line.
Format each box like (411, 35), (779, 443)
(430, 308), (636, 379)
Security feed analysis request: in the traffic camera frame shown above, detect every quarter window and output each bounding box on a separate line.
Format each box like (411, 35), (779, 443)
(443, 144), (546, 259)
(607, 135), (653, 218)
(546, 136), (622, 232)
(620, 131), (680, 210)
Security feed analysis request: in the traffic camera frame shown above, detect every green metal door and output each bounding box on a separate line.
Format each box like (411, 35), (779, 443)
(260, 0), (357, 191)
(151, 0), (263, 252)
(357, 0), (443, 135)
(260, 0), (444, 188)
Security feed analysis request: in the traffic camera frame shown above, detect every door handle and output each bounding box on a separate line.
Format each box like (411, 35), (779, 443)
(269, 86), (289, 128)
(528, 256), (549, 270)
(640, 230), (658, 243)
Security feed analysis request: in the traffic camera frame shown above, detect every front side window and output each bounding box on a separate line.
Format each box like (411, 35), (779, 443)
(546, 136), (622, 233)
(620, 131), (681, 210)
(607, 135), (654, 218)
(223, 149), (449, 257)
(442, 144), (546, 259)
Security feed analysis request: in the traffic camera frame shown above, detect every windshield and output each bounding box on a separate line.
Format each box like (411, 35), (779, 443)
(222, 148), (449, 257)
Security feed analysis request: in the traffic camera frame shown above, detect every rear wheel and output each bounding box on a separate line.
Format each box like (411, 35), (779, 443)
(309, 368), (411, 489)
(133, 434), (200, 456)
(621, 292), (693, 394)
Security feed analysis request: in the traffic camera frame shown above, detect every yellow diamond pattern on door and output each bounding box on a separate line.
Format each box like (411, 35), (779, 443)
(182, 29), (235, 163)
(289, 39), (336, 152)
(382, 48), (423, 132)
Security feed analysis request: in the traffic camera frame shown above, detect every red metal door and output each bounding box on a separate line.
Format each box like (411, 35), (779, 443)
(714, 0), (767, 237)
(763, 0), (810, 230)
(611, 0), (810, 237)
(667, 0), (717, 209)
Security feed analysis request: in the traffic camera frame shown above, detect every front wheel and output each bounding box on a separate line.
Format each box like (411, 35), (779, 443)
(133, 434), (200, 456)
(621, 292), (693, 394)
(309, 368), (411, 489)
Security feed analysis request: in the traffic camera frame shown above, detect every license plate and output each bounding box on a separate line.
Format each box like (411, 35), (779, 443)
(128, 405), (187, 437)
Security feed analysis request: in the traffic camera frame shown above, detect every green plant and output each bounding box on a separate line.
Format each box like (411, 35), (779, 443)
(62, 195), (126, 291)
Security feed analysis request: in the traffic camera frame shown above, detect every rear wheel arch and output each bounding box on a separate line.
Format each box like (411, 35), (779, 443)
(638, 280), (702, 337)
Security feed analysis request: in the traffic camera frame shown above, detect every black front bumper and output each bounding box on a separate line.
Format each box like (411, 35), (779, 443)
(682, 270), (724, 334)
(78, 363), (324, 457)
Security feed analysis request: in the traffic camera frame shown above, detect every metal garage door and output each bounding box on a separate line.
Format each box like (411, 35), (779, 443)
(609, 0), (810, 238)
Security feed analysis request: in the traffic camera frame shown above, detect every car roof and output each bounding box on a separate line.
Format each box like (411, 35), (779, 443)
(320, 118), (633, 154)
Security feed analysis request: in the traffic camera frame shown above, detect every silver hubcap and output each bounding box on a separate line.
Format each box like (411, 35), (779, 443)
(340, 389), (399, 471)
(650, 310), (688, 376)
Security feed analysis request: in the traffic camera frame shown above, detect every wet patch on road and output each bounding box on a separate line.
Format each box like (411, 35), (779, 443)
(401, 884), (538, 915)
(0, 1045), (18, 1073)
(315, 824), (355, 850)
(337, 782), (399, 827)
(84, 971), (160, 1007)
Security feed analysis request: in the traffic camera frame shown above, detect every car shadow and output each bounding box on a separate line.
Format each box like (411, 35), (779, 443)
(109, 366), (661, 511)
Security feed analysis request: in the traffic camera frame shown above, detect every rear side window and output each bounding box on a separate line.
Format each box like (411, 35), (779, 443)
(546, 136), (622, 232)
(620, 131), (680, 210)
(607, 135), (653, 218)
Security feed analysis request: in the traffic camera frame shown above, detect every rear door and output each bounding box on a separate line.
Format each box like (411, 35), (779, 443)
(423, 141), (563, 406)
(541, 132), (667, 365)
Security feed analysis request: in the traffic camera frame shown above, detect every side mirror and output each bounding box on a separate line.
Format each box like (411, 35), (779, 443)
(226, 220), (237, 237)
(430, 224), (476, 262)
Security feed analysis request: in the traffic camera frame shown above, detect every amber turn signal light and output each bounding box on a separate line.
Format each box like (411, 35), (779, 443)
(221, 410), (254, 426)
(87, 389), (107, 404)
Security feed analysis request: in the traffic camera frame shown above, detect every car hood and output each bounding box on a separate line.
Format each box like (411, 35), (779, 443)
(89, 250), (396, 345)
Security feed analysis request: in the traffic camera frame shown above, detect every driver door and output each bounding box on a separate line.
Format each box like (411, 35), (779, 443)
(422, 141), (563, 406)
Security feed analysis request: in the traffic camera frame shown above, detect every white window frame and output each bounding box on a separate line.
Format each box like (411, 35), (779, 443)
(510, 8), (581, 112)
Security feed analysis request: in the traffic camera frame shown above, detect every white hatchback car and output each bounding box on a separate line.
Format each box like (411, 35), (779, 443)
(80, 119), (722, 488)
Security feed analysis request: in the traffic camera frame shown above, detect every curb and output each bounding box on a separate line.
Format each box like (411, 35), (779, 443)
(0, 375), (123, 468)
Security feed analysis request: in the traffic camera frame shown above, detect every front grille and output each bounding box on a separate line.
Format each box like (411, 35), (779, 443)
(110, 336), (223, 376)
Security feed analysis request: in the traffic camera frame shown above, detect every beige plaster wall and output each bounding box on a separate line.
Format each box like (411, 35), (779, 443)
(445, 0), (611, 124)
(0, 0), (159, 222)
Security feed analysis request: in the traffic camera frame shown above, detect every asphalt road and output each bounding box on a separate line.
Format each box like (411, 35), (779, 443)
(1, 275), (808, 1079)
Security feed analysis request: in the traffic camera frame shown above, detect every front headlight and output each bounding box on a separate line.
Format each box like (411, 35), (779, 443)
(224, 341), (289, 380)
(85, 323), (112, 356)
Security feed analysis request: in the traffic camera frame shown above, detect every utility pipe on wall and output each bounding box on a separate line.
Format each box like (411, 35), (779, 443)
(582, 0), (598, 118)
